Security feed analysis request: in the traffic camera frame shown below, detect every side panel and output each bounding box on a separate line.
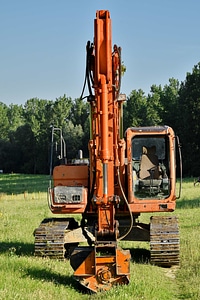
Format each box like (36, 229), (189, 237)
(49, 165), (88, 213)
(53, 165), (88, 187)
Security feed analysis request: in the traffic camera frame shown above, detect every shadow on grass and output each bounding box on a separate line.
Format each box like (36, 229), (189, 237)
(25, 266), (94, 294)
(25, 266), (78, 287)
(0, 241), (91, 293)
(176, 197), (200, 209)
(0, 241), (34, 256)
(129, 247), (150, 264)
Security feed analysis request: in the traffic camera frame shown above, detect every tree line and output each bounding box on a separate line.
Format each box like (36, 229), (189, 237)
(1, 62), (200, 177)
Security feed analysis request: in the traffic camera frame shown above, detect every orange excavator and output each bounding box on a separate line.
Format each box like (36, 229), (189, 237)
(34, 10), (182, 292)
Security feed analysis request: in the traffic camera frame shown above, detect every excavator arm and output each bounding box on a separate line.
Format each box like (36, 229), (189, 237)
(70, 10), (130, 292)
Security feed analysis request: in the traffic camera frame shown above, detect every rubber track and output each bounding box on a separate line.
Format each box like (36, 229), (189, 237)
(34, 218), (72, 259)
(150, 216), (180, 267)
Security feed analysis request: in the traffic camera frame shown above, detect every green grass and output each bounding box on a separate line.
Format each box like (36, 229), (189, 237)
(0, 175), (200, 299)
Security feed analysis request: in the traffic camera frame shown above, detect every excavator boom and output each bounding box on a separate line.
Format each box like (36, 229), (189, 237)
(69, 10), (131, 291)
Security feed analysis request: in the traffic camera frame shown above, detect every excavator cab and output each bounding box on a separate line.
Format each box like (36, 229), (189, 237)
(132, 133), (169, 198)
(126, 126), (182, 212)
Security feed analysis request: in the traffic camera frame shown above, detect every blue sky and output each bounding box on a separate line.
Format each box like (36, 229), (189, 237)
(1, 0), (200, 105)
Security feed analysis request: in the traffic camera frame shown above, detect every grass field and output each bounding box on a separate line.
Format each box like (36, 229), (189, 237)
(0, 174), (199, 299)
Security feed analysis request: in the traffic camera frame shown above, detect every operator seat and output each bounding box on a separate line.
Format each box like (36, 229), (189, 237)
(139, 146), (162, 192)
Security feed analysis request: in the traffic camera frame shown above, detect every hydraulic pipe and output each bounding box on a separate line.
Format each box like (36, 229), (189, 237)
(103, 163), (108, 196)
(100, 75), (109, 162)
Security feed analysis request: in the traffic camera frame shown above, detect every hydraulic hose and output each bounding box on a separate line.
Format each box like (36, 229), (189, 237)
(117, 166), (133, 241)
